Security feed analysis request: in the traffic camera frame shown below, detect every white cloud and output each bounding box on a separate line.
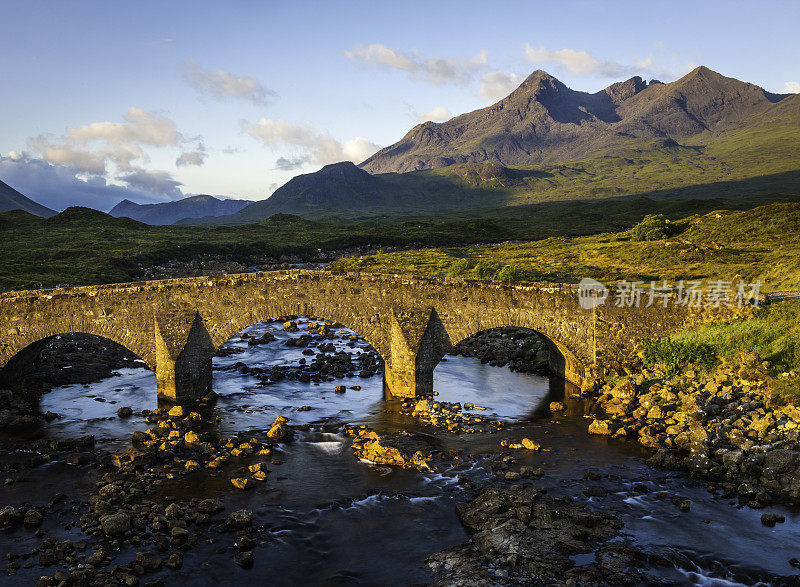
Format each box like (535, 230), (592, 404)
(183, 60), (276, 106)
(30, 107), (184, 175)
(176, 143), (207, 167)
(783, 81), (800, 93)
(416, 106), (452, 122)
(342, 137), (381, 162)
(66, 107), (180, 147)
(478, 70), (524, 102)
(0, 153), (182, 211)
(241, 118), (380, 166)
(523, 44), (673, 79)
(345, 44), (487, 85)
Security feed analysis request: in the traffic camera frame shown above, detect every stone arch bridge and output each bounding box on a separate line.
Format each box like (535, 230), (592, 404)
(0, 271), (742, 402)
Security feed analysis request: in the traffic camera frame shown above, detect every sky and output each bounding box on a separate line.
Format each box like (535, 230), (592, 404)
(0, 0), (798, 211)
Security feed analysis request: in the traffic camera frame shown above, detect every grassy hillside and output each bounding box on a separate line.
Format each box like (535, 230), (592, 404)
(196, 124), (800, 224)
(329, 202), (800, 292)
(2, 195), (797, 292)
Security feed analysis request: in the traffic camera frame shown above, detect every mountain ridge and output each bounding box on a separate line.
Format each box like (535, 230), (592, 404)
(0, 179), (56, 217)
(109, 194), (253, 225)
(359, 66), (794, 174)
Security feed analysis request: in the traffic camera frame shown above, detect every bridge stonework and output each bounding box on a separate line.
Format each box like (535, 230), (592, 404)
(0, 271), (745, 402)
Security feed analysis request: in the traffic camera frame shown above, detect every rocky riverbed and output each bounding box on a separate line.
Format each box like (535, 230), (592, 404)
(2, 322), (800, 585)
(586, 352), (800, 510)
(450, 327), (549, 374)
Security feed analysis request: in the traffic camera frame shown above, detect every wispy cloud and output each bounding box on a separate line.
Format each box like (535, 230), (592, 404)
(783, 81), (800, 93)
(183, 59), (277, 106)
(478, 70), (525, 102)
(241, 118), (380, 167)
(345, 44), (487, 85)
(523, 44), (675, 79)
(176, 143), (207, 167)
(413, 106), (452, 123)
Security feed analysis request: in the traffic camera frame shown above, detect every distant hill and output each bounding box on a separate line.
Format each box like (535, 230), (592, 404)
(0, 179), (56, 217)
(360, 66), (794, 173)
(182, 66), (800, 225)
(109, 194), (252, 225)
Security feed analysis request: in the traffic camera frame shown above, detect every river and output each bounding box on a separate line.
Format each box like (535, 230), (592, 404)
(2, 318), (799, 585)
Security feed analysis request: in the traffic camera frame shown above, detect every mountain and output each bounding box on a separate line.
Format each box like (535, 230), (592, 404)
(0, 179), (56, 217)
(109, 194), (253, 225)
(187, 66), (800, 225)
(188, 162), (400, 224)
(360, 66), (793, 174)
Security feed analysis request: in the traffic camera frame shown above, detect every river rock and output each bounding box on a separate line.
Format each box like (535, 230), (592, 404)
(761, 513), (786, 526)
(167, 405), (185, 418)
(267, 416), (293, 441)
(350, 428), (435, 471)
(0, 506), (22, 526)
(226, 509), (253, 529)
(231, 477), (255, 490)
(197, 499), (225, 514)
(23, 509), (43, 525)
(588, 419), (613, 435)
(521, 438), (541, 450)
(100, 512), (130, 536)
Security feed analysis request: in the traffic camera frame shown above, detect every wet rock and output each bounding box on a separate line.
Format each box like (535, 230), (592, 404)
(164, 552), (183, 570)
(234, 550), (254, 569)
(761, 513), (786, 526)
(231, 478), (256, 490)
(100, 513), (130, 536)
(266, 416), (293, 441)
(588, 419), (613, 435)
(167, 406), (185, 418)
(0, 506), (22, 526)
(549, 401), (567, 412)
(117, 406), (133, 418)
(197, 499), (225, 514)
(585, 485), (608, 498)
(350, 428), (435, 471)
(226, 510), (253, 529)
(23, 509), (42, 525)
(521, 438), (541, 451)
(135, 550), (162, 572)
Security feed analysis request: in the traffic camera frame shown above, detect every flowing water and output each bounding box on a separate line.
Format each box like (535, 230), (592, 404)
(3, 318), (800, 585)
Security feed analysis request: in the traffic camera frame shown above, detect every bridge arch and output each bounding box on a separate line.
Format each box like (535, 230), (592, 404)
(0, 331), (151, 394)
(202, 300), (389, 360)
(0, 324), (155, 375)
(440, 315), (590, 390)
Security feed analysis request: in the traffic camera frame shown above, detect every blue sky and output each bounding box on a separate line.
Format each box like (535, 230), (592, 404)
(0, 0), (798, 210)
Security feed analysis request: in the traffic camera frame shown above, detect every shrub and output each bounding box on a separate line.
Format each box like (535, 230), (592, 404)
(472, 258), (499, 279)
(494, 265), (526, 282)
(643, 338), (717, 376)
(631, 214), (677, 241)
(446, 258), (470, 277)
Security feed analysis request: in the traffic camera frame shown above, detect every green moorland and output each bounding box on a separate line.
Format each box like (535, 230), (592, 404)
(329, 202), (800, 292)
(2, 194), (798, 293)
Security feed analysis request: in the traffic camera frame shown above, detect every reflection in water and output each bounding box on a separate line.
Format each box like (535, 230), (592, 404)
(26, 318), (800, 584)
